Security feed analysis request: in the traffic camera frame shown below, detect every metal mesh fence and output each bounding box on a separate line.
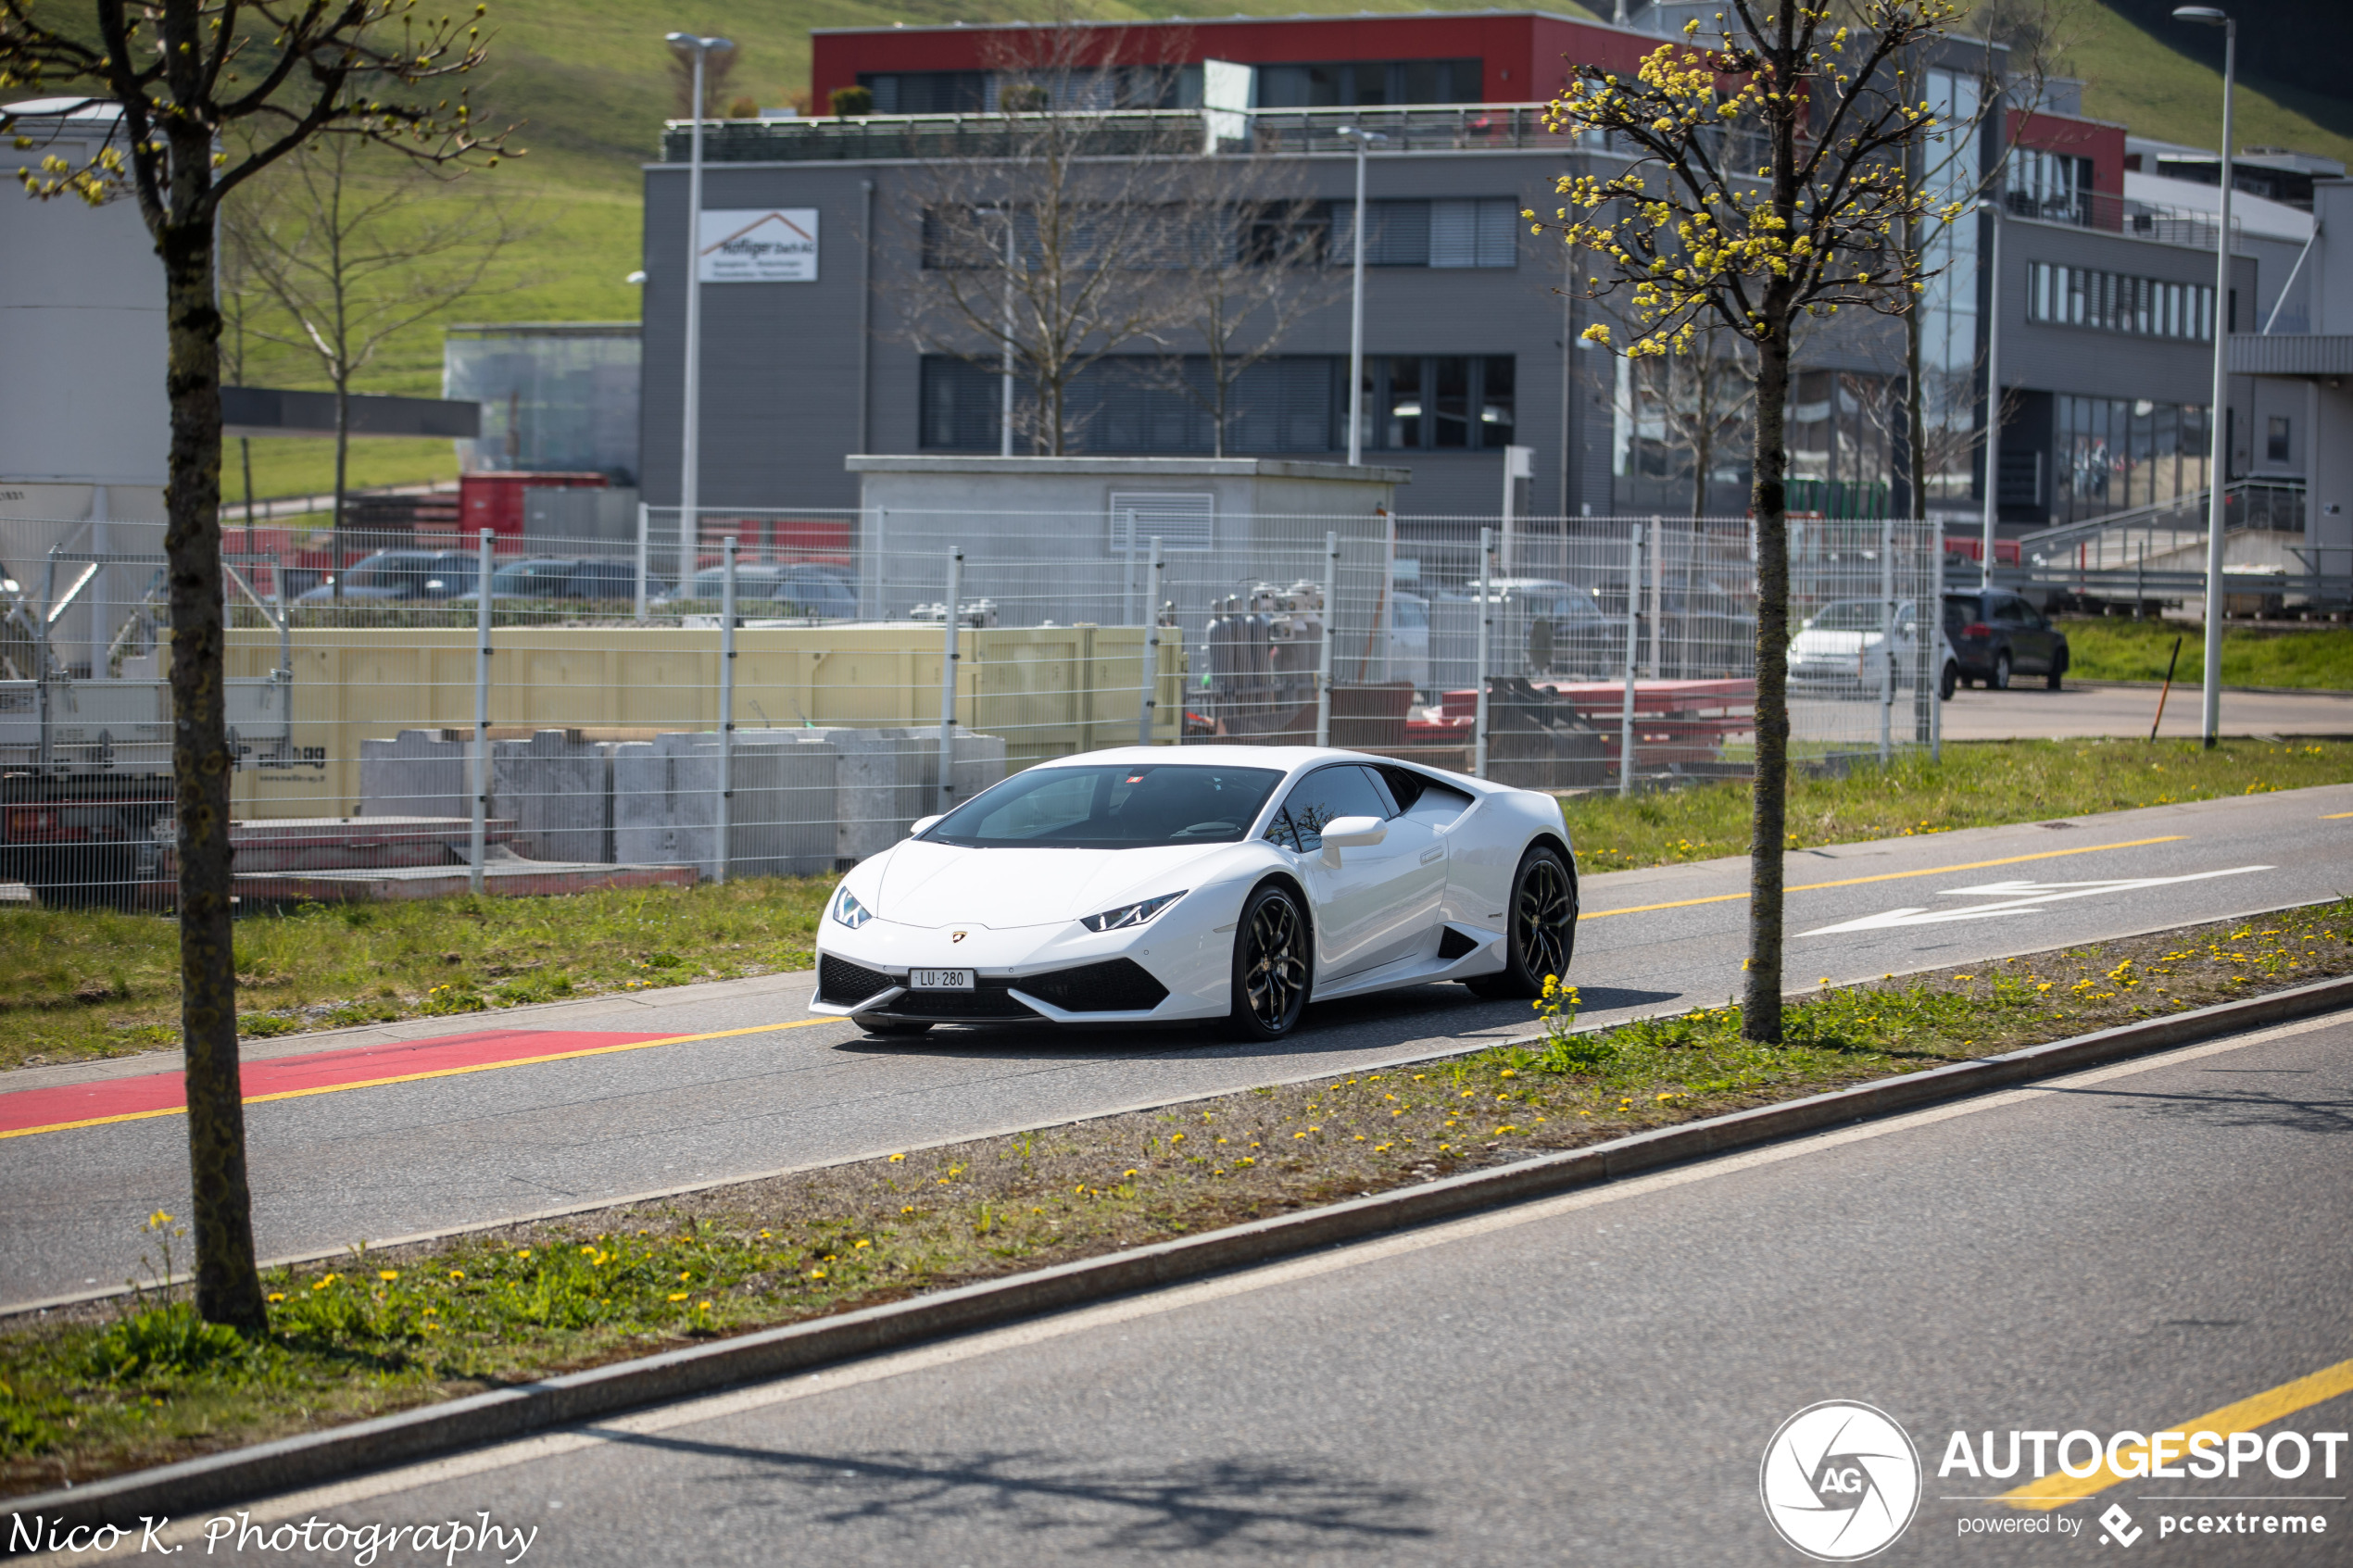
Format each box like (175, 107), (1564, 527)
(0, 509), (1945, 909)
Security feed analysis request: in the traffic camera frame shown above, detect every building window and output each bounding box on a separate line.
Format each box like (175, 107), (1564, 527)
(2053, 395), (2211, 527)
(920, 354), (1514, 455)
(1256, 58), (1479, 108)
(2028, 262), (2212, 341)
(1358, 356), (1516, 451)
(859, 71), (988, 114)
(2007, 147), (2096, 226)
(1331, 198), (1517, 268)
(2267, 415), (2292, 463)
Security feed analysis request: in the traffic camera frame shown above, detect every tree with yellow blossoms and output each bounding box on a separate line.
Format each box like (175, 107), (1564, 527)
(1528, 2), (1966, 1042)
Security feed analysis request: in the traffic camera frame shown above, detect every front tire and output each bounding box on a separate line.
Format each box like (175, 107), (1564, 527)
(854, 1015), (934, 1036)
(1939, 659), (1958, 702)
(2045, 651), (2067, 691)
(1228, 882), (1311, 1040)
(1467, 845), (1577, 1000)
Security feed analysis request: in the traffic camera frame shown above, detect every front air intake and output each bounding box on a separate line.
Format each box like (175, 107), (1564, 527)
(1014, 959), (1170, 1013)
(818, 954), (895, 1005)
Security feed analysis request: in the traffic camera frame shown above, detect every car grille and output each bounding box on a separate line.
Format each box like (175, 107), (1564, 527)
(817, 954), (896, 1006)
(1014, 959), (1170, 1013)
(888, 981), (1039, 1020)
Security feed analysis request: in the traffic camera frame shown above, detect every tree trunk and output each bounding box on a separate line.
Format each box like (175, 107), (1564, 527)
(330, 375), (350, 599)
(1743, 318), (1793, 1045)
(1904, 220), (1927, 520)
(159, 214), (269, 1336)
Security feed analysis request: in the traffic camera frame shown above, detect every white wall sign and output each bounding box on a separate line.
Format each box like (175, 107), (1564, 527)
(698, 208), (819, 282)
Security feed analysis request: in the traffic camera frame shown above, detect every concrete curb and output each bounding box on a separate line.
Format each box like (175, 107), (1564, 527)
(11, 972), (2353, 1535)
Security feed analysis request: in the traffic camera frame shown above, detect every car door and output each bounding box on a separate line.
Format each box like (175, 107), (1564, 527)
(1265, 764), (1436, 980)
(1994, 594), (2049, 673)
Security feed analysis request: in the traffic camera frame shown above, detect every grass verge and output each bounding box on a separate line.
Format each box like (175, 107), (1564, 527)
(0, 877), (833, 1073)
(6, 898), (2351, 1498)
(2057, 618), (2353, 690)
(1563, 738), (2351, 874)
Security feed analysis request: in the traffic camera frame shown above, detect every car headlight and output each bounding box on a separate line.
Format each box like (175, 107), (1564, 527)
(833, 887), (875, 930)
(1079, 891), (1186, 933)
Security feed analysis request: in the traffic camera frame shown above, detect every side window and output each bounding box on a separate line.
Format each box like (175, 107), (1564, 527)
(1384, 766), (1475, 825)
(1270, 765), (1390, 853)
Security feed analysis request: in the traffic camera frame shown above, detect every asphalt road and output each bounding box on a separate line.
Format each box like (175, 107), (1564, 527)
(109, 1008), (2353, 1566)
(1937, 682), (2353, 741)
(4, 784), (2351, 1311)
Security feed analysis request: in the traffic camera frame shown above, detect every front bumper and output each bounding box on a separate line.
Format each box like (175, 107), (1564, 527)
(809, 909), (1228, 1025)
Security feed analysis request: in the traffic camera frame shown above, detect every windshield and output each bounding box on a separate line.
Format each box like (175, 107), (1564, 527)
(924, 763), (1284, 849)
(1808, 600), (1888, 632)
(342, 555), (473, 592)
(490, 560), (579, 595)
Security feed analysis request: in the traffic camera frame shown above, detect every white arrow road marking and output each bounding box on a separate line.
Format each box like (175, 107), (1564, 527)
(1798, 866), (2275, 936)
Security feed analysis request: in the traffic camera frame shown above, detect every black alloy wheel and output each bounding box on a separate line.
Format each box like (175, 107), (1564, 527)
(1990, 650), (2012, 691)
(854, 1014), (934, 1036)
(1468, 845), (1577, 999)
(1229, 883), (1311, 1040)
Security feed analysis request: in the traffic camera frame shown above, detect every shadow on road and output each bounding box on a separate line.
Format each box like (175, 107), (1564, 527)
(829, 981), (1685, 1063)
(608, 1432), (1432, 1553)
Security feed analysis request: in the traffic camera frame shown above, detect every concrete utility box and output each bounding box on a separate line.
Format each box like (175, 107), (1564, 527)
(489, 729), (616, 862)
(359, 730), (469, 821)
(612, 731), (837, 881)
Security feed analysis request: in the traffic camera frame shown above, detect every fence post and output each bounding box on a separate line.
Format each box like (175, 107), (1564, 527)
(716, 537), (737, 886)
(635, 501), (650, 623)
(1138, 535), (1164, 746)
(1315, 529), (1338, 748)
(1931, 523), (1944, 764)
(470, 527), (494, 896)
(1647, 514), (1663, 678)
(1619, 522), (1642, 798)
(1880, 513), (1895, 765)
(937, 545), (963, 812)
(1475, 526), (1492, 780)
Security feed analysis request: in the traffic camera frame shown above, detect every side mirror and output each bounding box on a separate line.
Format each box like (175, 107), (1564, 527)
(908, 814), (943, 838)
(1319, 814), (1387, 869)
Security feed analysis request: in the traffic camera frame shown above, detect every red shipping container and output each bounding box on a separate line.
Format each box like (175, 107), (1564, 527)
(459, 471), (607, 539)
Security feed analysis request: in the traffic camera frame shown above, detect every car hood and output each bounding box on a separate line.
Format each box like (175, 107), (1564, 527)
(873, 840), (1211, 930)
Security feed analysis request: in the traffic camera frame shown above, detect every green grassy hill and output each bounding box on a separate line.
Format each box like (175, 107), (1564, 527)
(229, 0), (2350, 500)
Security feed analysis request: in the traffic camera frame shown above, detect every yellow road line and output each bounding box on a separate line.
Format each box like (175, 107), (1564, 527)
(2324, 811), (2353, 820)
(2002, 1356), (2353, 1510)
(0, 1016), (835, 1142)
(1578, 835), (2189, 921)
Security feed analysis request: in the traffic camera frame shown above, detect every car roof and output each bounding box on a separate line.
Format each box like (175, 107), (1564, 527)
(1023, 745), (1512, 794)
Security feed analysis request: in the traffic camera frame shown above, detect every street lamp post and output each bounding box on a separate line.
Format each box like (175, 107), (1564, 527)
(1339, 127), (1388, 467)
(667, 31), (734, 590)
(2173, 5), (2235, 748)
(1979, 196), (2003, 590)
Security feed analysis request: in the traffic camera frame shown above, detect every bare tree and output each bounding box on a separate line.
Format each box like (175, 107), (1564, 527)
(225, 137), (522, 586)
(2, 0), (505, 1333)
(1144, 166), (1350, 458)
(895, 18), (1192, 455)
(1629, 321), (1759, 520)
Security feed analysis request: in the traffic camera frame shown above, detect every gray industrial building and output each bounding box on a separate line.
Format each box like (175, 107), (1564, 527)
(631, 10), (2309, 546)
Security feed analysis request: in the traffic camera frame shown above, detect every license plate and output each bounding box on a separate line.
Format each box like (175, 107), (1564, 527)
(909, 968), (975, 991)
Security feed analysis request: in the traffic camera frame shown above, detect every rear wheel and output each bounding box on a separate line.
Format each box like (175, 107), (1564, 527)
(1939, 659), (1958, 701)
(1228, 882), (1310, 1041)
(1990, 650), (2012, 691)
(853, 1015), (934, 1036)
(1467, 845), (1577, 1000)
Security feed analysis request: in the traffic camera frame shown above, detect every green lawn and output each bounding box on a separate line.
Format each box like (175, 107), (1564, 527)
(2057, 619), (2353, 690)
(1564, 737), (2353, 875)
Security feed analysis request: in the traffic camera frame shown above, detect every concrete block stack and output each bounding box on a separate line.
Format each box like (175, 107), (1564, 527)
(357, 730), (469, 820)
(489, 729), (615, 863)
(611, 731), (838, 881)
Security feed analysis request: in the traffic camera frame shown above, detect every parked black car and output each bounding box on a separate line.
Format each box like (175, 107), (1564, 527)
(667, 562), (859, 619)
(451, 557), (670, 606)
(1942, 589), (2069, 690)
